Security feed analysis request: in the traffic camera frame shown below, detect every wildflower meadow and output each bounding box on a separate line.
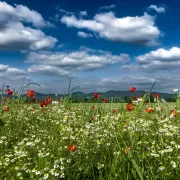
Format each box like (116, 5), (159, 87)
(0, 82), (180, 180)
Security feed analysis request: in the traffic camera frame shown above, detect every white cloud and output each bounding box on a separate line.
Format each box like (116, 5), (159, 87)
(79, 11), (88, 16)
(61, 12), (161, 46)
(25, 48), (129, 71)
(100, 4), (116, 10)
(0, 1), (57, 50)
(6, 68), (26, 76)
(0, 64), (9, 72)
(147, 5), (165, 13)
(61, 15), (104, 31)
(0, 65), (30, 88)
(77, 31), (93, 38)
(28, 65), (74, 77)
(137, 47), (180, 64)
(0, 21), (57, 50)
(122, 47), (180, 72)
(0, 1), (49, 28)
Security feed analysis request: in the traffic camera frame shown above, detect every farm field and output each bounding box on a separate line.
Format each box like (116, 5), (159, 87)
(0, 94), (180, 180)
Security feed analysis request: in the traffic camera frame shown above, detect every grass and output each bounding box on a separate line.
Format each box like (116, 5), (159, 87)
(0, 92), (180, 179)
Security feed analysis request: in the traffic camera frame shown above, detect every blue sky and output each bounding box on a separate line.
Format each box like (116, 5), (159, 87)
(0, 0), (180, 94)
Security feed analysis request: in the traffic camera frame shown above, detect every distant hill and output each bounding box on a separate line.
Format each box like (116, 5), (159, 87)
(33, 90), (175, 100)
(1, 90), (175, 102)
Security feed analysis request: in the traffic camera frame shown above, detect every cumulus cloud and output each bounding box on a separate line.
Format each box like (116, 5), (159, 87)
(0, 1), (57, 50)
(79, 11), (88, 16)
(147, 5), (165, 13)
(122, 47), (180, 72)
(61, 12), (161, 46)
(77, 31), (93, 38)
(0, 21), (57, 50)
(0, 1), (50, 28)
(0, 64), (9, 72)
(25, 48), (130, 73)
(28, 65), (74, 77)
(100, 4), (116, 10)
(0, 64), (30, 88)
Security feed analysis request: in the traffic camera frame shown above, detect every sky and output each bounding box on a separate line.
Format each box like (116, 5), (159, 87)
(0, 0), (180, 94)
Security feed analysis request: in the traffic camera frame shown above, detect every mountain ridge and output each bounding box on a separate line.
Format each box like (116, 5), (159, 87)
(33, 90), (175, 100)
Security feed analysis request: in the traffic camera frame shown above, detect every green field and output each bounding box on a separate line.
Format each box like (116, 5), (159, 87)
(0, 99), (180, 179)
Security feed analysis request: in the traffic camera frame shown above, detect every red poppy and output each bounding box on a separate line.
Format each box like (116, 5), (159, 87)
(27, 90), (35, 97)
(45, 96), (52, 104)
(91, 106), (95, 110)
(154, 94), (158, 98)
(146, 107), (155, 113)
(169, 110), (177, 117)
(130, 87), (136, 92)
(69, 145), (77, 152)
(94, 93), (100, 98)
(112, 109), (116, 113)
(126, 103), (133, 111)
(103, 99), (108, 103)
(92, 116), (94, 120)
(5, 89), (13, 96)
(40, 101), (48, 107)
(132, 96), (137, 100)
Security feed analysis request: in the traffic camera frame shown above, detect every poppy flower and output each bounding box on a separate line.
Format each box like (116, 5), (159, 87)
(27, 90), (35, 97)
(69, 145), (77, 152)
(91, 106), (95, 110)
(169, 110), (177, 117)
(112, 109), (116, 113)
(3, 106), (10, 112)
(154, 94), (158, 98)
(92, 116), (95, 120)
(45, 96), (52, 104)
(94, 93), (100, 98)
(126, 103), (133, 111)
(40, 101), (48, 107)
(5, 89), (13, 96)
(103, 99), (108, 103)
(146, 107), (155, 113)
(132, 96), (137, 100)
(130, 87), (136, 92)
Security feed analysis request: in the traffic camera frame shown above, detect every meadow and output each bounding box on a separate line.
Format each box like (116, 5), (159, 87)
(0, 85), (180, 180)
